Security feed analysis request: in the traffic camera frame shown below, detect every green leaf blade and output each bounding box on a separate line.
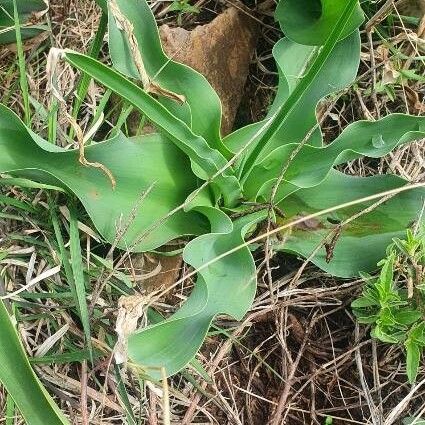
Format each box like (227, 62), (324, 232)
(0, 104), (208, 252)
(128, 210), (266, 378)
(0, 300), (69, 425)
(69, 205), (93, 359)
(275, 0), (364, 46)
(277, 171), (425, 277)
(108, 0), (228, 156)
(406, 339), (421, 384)
(62, 51), (242, 206)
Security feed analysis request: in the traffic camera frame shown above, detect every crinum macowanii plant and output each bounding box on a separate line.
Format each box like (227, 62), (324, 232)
(0, 3), (424, 421)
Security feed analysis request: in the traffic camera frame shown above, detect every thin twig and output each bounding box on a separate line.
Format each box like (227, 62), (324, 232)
(355, 324), (381, 425)
(80, 360), (89, 425)
(270, 313), (318, 424)
(365, 0), (395, 32)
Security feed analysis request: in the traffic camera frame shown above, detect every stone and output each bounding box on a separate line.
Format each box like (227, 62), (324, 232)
(159, 7), (258, 136)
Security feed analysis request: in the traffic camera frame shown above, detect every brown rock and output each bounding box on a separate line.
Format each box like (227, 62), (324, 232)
(159, 7), (258, 136)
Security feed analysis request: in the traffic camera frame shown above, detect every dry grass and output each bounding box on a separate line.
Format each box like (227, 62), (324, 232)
(1, 0), (425, 424)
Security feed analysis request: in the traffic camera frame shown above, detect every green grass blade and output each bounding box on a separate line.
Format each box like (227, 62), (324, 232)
(49, 200), (76, 295)
(94, 0), (107, 13)
(47, 99), (58, 144)
(5, 393), (15, 425)
(0, 177), (65, 192)
(12, 0), (30, 125)
(0, 193), (36, 212)
(68, 204), (93, 360)
(0, 300), (69, 424)
(114, 364), (137, 425)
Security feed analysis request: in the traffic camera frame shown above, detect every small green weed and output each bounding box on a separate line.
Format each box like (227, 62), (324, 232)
(168, 0), (199, 25)
(352, 225), (425, 383)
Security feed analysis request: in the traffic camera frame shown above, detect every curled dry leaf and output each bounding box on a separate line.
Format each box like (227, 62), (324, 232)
(128, 252), (183, 293)
(115, 294), (151, 364)
(405, 86), (425, 113)
(47, 48), (116, 188)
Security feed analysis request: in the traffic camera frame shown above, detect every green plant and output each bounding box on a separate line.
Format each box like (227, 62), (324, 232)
(0, 0), (47, 45)
(0, 299), (69, 424)
(0, 0), (425, 418)
(168, 0), (199, 25)
(404, 417), (425, 425)
(352, 226), (425, 383)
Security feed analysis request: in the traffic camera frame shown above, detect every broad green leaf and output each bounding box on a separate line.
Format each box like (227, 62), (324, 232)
(372, 325), (400, 344)
(378, 253), (396, 296)
(379, 307), (399, 328)
(107, 0), (229, 157)
(351, 296), (379, 308)
(409, 322), (425, 344)
(0, 104), (208, 251)
(0, 0), (47, 44)
(1, 0), (424, 387)
(406, 339), (421, 383)
(394, 309), (422, 326)
(0, 300), (69, 424)
(393, 237), (412, 257)
(275, 0), (364, 46)
(127, 210), (266, 378)
(224, 6), (362, 182)
(246, 114), (425, 201)
(277, 171), (425, 277)
(225, 30), (360, 166)
(249, 114), (425, 278)
(238, 0), (362, 180)
(63, 51), (242, 207)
